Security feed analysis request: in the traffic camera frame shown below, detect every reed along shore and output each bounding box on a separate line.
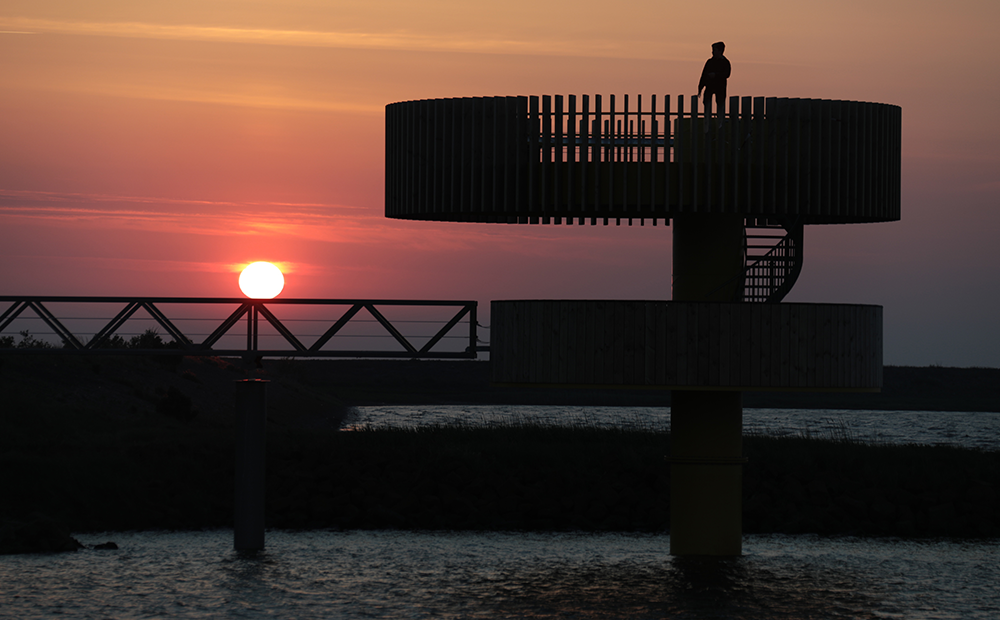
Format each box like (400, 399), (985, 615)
(1, 355), (998, 552)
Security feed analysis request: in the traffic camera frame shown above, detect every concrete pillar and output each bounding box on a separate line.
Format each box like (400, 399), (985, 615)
(669, 390), (744, 556)
(671, 215), (745, 302)
(234, 379), (268, 551)
(670, 214), (745, 556)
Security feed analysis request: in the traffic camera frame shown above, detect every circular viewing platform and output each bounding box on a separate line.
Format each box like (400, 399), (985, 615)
(385, 95), (901, 225)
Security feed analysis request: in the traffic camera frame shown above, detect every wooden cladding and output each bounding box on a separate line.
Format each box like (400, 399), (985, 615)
(385, 96), (901, 225)
(491, 300), (882, 391)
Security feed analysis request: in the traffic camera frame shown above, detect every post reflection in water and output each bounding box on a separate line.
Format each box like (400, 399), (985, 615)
(1, 531), (997, 619)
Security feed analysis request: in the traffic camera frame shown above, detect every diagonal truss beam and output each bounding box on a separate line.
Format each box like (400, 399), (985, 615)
(28, 301), (84, 349)
(201, 303), (251, 349)
(419, 305), (472, 354)
(0, 300), (30, 332)
(87, 302), (143, 348)
(364, 304), (419, 355)
(142, 302), (195, 348)
(256, 304), (307, 352)
(309, 304), (364, 352)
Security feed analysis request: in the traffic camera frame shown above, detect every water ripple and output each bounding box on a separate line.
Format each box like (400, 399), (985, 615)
(2, 531), (998, 619)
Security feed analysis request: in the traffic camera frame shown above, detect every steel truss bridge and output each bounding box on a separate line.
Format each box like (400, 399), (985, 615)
(0, 296), (481, 359)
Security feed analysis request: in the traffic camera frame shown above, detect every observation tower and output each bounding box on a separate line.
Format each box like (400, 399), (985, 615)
(385, 95), (901, 555)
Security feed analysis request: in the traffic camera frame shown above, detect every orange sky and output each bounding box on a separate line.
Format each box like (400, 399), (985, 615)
(2, 0), (999, 366)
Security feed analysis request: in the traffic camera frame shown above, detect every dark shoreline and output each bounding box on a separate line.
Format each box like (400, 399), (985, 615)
(1, 355), (998, 553)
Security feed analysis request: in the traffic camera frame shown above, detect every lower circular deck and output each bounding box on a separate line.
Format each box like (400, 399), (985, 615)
(490, 300), (882, 391)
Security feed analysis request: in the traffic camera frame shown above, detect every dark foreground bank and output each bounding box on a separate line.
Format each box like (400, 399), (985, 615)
(3, 422), (999, 554)
(1, 355), (998, 553)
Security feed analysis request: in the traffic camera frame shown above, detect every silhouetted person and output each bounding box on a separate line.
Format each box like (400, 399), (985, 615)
(698, 42), (731, 118)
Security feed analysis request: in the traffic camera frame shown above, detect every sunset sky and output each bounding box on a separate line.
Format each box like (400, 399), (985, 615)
(2, 0), (998, 367)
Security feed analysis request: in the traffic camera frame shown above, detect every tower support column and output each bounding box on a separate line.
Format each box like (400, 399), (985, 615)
(670, 214), (745, 556)
(669, 390), (744, 556)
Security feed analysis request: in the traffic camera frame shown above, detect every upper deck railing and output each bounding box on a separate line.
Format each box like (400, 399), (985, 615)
(385, 95), (901, 225)
(0, 296), (480, 358)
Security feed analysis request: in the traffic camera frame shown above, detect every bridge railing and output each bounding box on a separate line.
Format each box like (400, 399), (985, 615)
(0, 296), (480, 358)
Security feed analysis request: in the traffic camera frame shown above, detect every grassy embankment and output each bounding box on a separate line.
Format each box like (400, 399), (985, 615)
(1, 355), (998, 550)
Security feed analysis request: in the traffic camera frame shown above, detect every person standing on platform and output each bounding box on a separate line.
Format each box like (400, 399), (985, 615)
(698, 41), (731, 119)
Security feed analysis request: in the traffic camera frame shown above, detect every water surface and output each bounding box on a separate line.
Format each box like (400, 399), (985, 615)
(347, 405), (1000, 451)
(2, 530), (997, 619)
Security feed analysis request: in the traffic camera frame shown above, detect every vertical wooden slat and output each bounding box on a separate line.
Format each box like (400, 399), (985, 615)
(553, 95), (563, 218)
(784, 98), (795, 217)
(460, 98), (474, 217)
(653, 302), (666, 384)
(761, 304), (773, 387)
(690, 95), (701, 212)
(819, 99), (831, 218)
(430, 99), (440, 216)
(830, 99), (841, 219)
(704, 94), (715, 210)
(663, 95), (672, 212)
(643, 302), (655, 385)
(771, 305), (783, 388)
(649, 94), (658, 214)
(604, 95), (619, 213)
(707, 302), (720, 386)
(581, 94), (590, 215)
(673, 300), (686, 386)
(693, 303), (707, 387)
(528, 96), (539, 218)
(433, 98), (444, 215)
(500, 97), (512, 218)
(836, 304), (848, 388)
(559, 301), (571, 383)
(740, 96), (752, 212)
(516, 96), (529, 221)
(583, 300), (595, 384)
(404, 100), (416, 215)
(621, 302), (634, 385)
(594, 94), (602, 215)
(636, 94), (645, 216)
(473, 98), (483, 218)
(765, 97), (778, 218)
(623, 94), (632, 214)
(418, 99), (430, 217)
(819, 304), (832, 386)
(447, 99), (458, 215)
(384, 103), (394, 213)
(675, 95), (685, 212)
(541, 95), (552, 222)
(723, 302), (736, 386)
(566, 95), (577, 215)
(810, 99), (822, 218)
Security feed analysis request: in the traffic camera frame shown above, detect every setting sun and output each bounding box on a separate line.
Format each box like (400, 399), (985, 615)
(239, 262), (285, 299)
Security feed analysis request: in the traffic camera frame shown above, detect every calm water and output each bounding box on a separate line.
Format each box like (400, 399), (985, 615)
(2, 530), (997, 619)
(346, 406), (1000, 451)
(4, 406), (998, 618)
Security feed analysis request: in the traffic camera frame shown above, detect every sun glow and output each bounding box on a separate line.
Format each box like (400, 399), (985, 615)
(239, 262), (285, 299)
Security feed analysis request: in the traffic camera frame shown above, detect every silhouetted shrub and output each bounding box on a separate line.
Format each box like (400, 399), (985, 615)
(0, 331), (57, 349)
(129, 329), (165, 349)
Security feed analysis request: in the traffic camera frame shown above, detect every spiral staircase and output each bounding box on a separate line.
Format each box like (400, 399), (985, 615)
(741, 218), (803, 303)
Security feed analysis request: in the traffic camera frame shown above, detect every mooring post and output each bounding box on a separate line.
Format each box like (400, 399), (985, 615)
(234, 379), (268, 551)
